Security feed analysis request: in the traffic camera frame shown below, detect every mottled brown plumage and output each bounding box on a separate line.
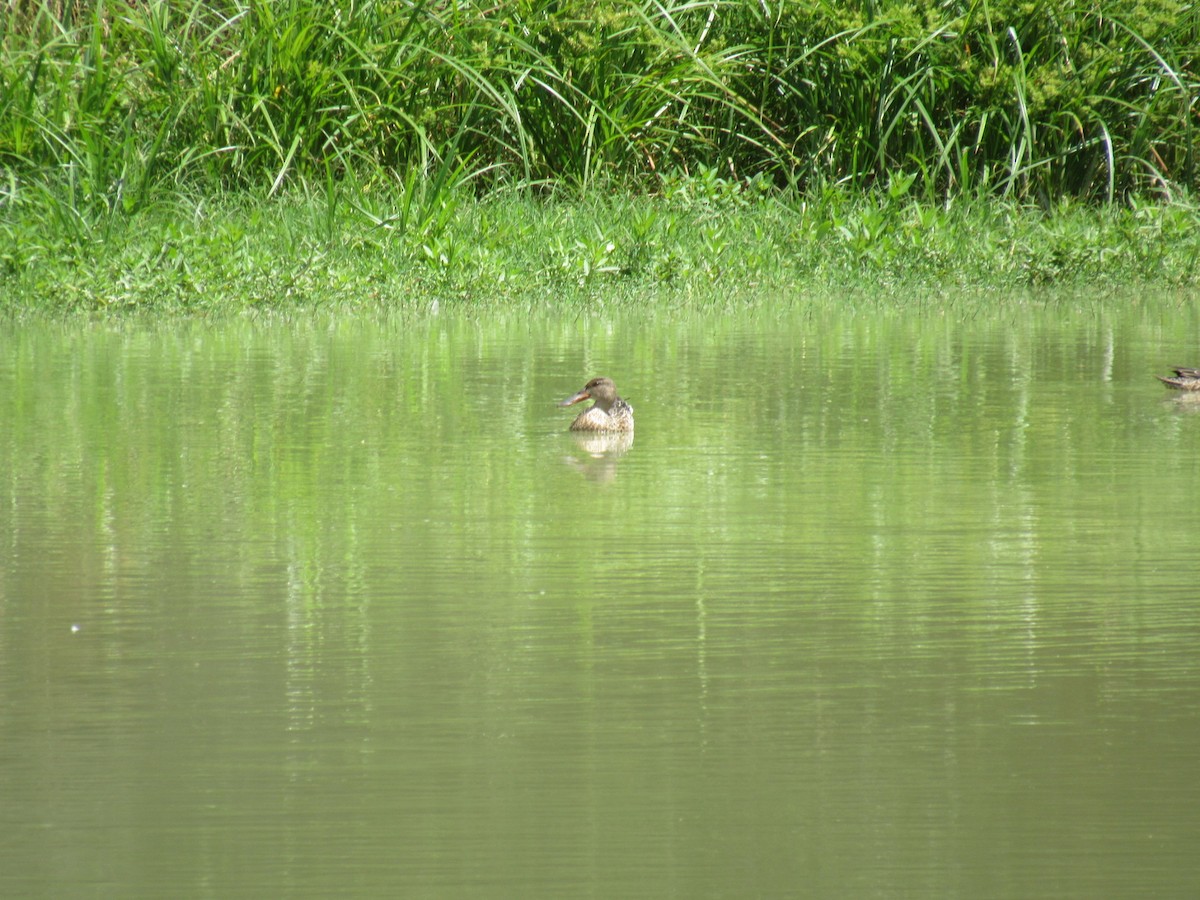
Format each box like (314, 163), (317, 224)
(558, 377), (635, 433)
(1155, 366), (1200, 390)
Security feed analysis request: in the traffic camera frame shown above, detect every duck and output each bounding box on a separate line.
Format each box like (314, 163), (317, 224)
(559, 377), (635, 433)
(1155, 366), (1200, 390)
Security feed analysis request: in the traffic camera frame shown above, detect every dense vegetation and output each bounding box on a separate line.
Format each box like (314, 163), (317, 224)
(5, 183), (1198, 315)
(1, 0), (1198, 312)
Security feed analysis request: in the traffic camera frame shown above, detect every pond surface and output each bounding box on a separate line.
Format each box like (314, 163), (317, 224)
(3, 294), (1200, 897)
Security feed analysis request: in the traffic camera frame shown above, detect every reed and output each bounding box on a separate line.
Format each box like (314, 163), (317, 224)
(2, 0), (1199, 314)
(2, 0), (1194, 203)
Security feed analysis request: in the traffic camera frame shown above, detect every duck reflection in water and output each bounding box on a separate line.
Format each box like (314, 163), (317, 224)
(564, 432), (635, 482)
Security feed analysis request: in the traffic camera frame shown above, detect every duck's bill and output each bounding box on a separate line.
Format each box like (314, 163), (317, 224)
(559, 389), (591, 407)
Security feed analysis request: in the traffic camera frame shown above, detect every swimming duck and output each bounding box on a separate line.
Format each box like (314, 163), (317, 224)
(1155, 367), (1200, 390)
(559, 377), (635, 433)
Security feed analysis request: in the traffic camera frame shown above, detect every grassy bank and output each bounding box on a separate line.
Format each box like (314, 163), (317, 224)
(4, 179), (1198, 315)
(2, 1), (1198, 315)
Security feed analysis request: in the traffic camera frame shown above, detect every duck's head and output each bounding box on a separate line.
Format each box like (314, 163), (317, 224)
(560, 377), (620, 411)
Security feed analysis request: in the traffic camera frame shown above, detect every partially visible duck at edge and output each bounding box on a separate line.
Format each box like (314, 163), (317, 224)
(1155, 366), (1200, 390)
(559, 377), (635, 433)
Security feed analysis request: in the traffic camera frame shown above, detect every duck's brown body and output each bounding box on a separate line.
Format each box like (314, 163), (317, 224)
(1156, 366), (1200, 390)
(559, 377), (635, 433)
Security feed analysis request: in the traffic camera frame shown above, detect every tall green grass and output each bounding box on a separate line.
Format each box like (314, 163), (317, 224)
(2, 0), (1195, 203)
(728, 0), (1199, 201)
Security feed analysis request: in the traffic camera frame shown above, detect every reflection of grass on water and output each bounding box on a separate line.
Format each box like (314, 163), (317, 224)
(1, 0), (1198, 313)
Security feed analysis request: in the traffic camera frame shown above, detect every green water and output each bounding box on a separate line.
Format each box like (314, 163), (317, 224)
(3, 297), (1200, 898)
